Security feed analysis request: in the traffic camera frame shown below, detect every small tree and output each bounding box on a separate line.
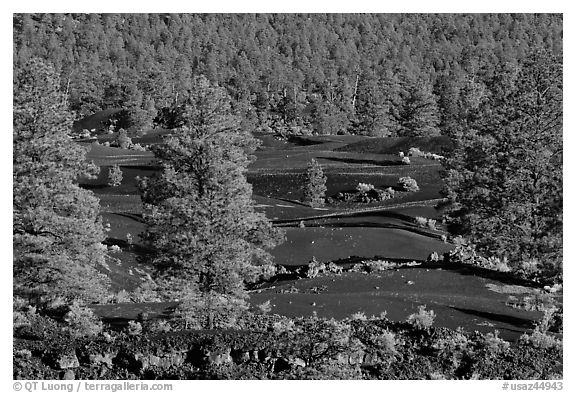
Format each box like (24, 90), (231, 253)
(107, 164), (123, 187)
(303, 159), (327, 207)
(115, 128), (132, 149)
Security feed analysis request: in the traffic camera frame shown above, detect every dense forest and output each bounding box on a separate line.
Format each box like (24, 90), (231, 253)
(13, 14), (564, 381)
(13, 13), (563, 137)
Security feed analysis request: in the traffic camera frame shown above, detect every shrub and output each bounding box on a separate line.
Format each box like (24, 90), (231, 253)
(63, 302), (103, 338)
(401, 156), (411, 165)
(480, 331), (510, 355)
(108, 245), (121, 253)
(356, 182), (375, 194)
(131, 280), (160, 302)
(448, 244), (512, 273)
(255, 300), (272, 314)
(273, 316), (362, 366)
(364, 260), (397, 272)
(484, 256), (511, 272)
(415, 216), (428, 227)
(429, 153), (445, 160)
(427, 219), (437, 230)
(350, 311), (367, 321)
(306, 257), (326, 278)
(432, 328), (470, 367)
(175, 291), (249, 330)
(325, 262), (343, 274)
(127, 320), (143, 336)
(398, 176), (419, 192)
(521, 330), (562, 350)
(375, 188), (395, 201)
(408, 147), (424, 157)
(407, 305), (436, 330)
(373, 330), (398, 355)
(131, 143), (146, 151)
(112, 289), (132, 303)
(107, 164), (123, 187)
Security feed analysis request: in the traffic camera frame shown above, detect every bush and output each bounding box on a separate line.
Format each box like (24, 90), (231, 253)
(306, 257), (326, 278)
(480, 331), (510, 355)
(108, 244), (121, 253)
(408, 147), (424, 157)
(325, 262), (343, 274)
(398, 176), (419, 192)
(448, 244), (512, 273)
(350, 312), (368, 321)
(127, 320), (143, 336)
(407, 305), (436, 330)
(255, 300), (272, 314)
(63, 302), (103, 338)
(432, 328), (470, 367)
(519, 306), (562, 349)
(356, 182), (375, 194)
(107, 164), (123, 187)
(373, 330), (398, 356)
(131, 143), (146, 151)
(363, 260), (397, 273)
(401, 156), (411, 165)
(520, 330), (562, 350)
(175, 291), (249, 330)
(142, 319), (172, 334)
(414, 216), (428, 227)
(273, 316), (362, 366)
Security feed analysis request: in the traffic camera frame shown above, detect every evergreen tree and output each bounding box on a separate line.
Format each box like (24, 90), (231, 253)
(310, 96), (349, 135)
(352, 70), (394, 136)
(13, 58), (110, 304)
(114, 128), (133, 149)
(107, 164), (123, 187)
(395, 75), (441, 137)
(138, 76), (283, 299)
(442, 50), (562, 280)
(303, 159), (328, 207)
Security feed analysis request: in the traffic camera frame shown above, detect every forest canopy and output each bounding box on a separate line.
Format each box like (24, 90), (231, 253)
(13, 13), (563, 136)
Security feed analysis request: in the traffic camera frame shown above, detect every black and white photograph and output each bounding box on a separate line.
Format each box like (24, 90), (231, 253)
(10, 6), (566, 387)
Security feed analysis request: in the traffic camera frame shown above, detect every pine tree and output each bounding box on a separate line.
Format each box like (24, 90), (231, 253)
(442, 50), (562, 280)
(352, 70), (394, 137)
(107, 164), (123, 187)
(13, 58), (110, 304)
(303, 159), (328, 207)
(114, 128), (133, 149)
(395, 75), (441, 137)
(138, 76), (283, 300)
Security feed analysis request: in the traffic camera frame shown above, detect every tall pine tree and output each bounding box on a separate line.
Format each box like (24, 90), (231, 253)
(13, 58), (110, 304)
(442, 50), (562, 281)
(139, 76), (283, 299)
